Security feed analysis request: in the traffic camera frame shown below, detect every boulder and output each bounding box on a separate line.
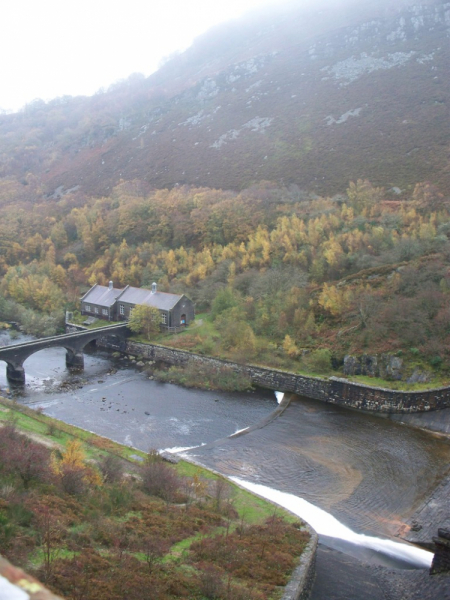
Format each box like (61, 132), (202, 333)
(343, 355), (361, 375)
(380, 354), (403, 380)
(407, 369), (430, 384)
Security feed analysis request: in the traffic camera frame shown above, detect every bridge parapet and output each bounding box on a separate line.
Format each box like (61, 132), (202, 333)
(0, 324), (129, 384)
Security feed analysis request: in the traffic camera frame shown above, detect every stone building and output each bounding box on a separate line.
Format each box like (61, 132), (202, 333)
(81, 282), (194, 330)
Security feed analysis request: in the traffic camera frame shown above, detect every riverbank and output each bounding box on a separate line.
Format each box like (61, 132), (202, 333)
(3, 394), (448, 600)
(0, 397), (317, 600)
(3, 331), (450, 598)
(96, 333), (450, 414)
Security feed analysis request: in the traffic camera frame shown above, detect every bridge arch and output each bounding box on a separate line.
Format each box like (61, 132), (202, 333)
(0, 324), (129, 384)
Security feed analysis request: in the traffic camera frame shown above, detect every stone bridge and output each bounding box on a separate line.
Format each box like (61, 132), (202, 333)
(0, 324), (129, 384)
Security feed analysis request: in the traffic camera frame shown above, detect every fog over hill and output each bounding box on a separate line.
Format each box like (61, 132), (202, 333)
(0, 0), (449, 197)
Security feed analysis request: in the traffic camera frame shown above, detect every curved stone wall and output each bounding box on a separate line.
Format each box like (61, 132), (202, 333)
(108, 339), (450, 413)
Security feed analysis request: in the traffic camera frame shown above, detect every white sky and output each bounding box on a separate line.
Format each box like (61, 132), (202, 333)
(0, 0), (284, 113)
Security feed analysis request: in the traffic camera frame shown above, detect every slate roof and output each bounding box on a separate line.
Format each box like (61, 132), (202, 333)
(117, 286), (183, 311)
(81, 284), (124, 307)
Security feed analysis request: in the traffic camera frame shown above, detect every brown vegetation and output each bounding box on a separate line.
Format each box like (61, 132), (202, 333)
(0, 416), (308, 600)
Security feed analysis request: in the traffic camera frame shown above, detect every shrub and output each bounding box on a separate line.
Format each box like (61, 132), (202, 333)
(59, 466), (87, 496)
(198, 564), (225, 599)
(430, 355), (443, 368)
(98, 455), (124, 484)
(0, 431), (52, 489)
(141, 461), (181, 503)
(304, 348), (333, 374)
(104, 483), (134, 514)
(153, 362), (252, 392)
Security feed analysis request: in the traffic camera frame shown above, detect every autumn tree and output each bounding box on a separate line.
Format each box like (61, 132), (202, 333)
(283, 335), (299, 358)
(52, 440), (102, 495)
(347, 179), (384, 213)
(127, 304), (161, 339)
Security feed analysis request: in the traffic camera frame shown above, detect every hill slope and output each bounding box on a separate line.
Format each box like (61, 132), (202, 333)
(0, 0), (449, 197)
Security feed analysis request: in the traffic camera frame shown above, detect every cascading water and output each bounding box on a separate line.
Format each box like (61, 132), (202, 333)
(169, 391), (434, 570)
(229, 478), (433, 568)
(275, 391), (284, 404)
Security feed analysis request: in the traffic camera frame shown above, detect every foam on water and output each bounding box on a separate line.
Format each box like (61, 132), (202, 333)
(275, 391), (284, 404)
(162, 443), (206, 454)
(231, 478), (433, 568)
(230, 427), (250, 436)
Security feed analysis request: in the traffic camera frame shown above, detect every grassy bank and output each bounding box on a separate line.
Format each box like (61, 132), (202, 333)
(0, 398), (310, 600)
(152, 362), (253, 392)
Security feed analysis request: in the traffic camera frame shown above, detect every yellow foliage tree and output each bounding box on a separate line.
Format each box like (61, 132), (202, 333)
(318, 283), (353, 317)
(283, 334), (299, 358)
(52, 440), (102, 487)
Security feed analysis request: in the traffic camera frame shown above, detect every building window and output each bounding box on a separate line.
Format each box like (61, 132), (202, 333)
(102, 308), (108, 316)
(119, 304), (125, 315)
(161, 313), (167, 324)
(85, 305), (91, 312)
(94, 307), (99, 314)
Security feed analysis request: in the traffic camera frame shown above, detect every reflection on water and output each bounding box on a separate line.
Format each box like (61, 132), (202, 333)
(1, 333), (448, 568)
(185, 396), (450, 539)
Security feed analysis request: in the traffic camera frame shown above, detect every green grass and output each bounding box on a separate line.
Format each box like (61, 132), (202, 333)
(0, 398), (299, 526)
(343, 373), (450, 391)
(0, 397), (148, 464)
(176, 460), (217, 479)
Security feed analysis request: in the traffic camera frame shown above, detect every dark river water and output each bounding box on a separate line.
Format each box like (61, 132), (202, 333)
(1, 331), (449, 570)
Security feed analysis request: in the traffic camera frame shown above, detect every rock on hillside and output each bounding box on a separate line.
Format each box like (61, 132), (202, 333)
(0, 0), (449, 197)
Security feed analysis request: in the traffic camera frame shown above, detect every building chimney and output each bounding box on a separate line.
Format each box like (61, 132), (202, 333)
(108, 281), (113, 290)
(151, 282), (157, 294)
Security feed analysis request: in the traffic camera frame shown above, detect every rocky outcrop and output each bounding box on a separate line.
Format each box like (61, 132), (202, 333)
(343, 354), (430, 383)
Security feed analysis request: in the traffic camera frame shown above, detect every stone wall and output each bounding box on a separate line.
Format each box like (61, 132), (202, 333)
(281, 527), (317, 600)
(97, 339), (450, 414)
(0, 555), (64, 599)
(430, 529), (450, 575)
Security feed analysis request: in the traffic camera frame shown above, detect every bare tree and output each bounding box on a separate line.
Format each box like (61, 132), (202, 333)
(141, 461), (181, 503)
(3, 436), (51, 489)
(33, 505), (61, 583)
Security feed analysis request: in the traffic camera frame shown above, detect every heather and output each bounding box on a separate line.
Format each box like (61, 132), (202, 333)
(0, 399), (309, 600)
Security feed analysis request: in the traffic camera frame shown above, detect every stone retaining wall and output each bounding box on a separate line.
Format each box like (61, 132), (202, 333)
(96, 338), (450, 413)
(281, 527), (317, 600)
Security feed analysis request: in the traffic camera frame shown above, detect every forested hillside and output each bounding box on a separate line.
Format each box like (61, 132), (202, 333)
(0, 176), (449, 381)
(0, 0), (449, 382)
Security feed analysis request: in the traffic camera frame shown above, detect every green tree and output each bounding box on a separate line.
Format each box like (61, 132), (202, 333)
(211, 287), (240, 321)
(127, 304), (161, 339)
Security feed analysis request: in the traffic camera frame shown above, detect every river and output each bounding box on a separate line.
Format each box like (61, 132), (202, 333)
(1, 331), (449, 573)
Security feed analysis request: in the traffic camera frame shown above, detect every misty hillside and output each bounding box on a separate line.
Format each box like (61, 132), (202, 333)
(0, 0), (449, 198)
